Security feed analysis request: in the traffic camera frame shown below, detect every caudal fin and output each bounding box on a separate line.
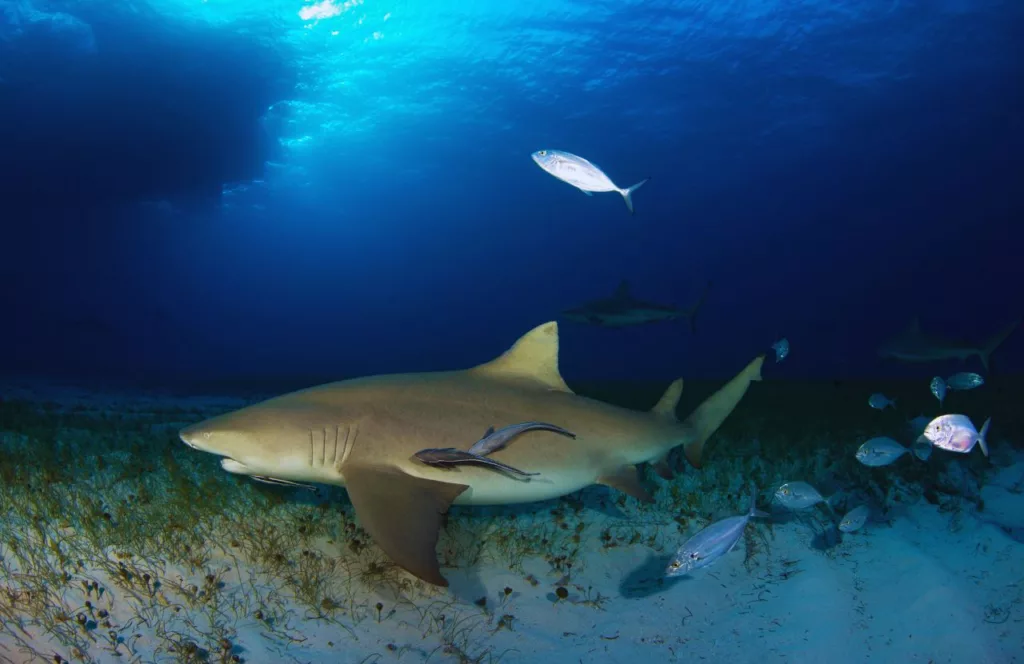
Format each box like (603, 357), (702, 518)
(980, 318), (1020, 372)
(977, 417), (991, 457)
(681, 355), (764, 469)
(620, 177), (650, 214)
(686, 281), (712, 334)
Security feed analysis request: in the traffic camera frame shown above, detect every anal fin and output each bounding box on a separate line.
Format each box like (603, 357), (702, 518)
(343, 465), (468, 587)
(598, 464), (653, 503)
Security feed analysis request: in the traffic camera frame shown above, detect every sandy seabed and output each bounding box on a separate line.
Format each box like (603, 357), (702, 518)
(0, 379), (1021, 663)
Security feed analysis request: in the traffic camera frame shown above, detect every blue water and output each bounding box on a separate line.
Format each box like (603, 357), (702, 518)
(1, 0), (1022, 385)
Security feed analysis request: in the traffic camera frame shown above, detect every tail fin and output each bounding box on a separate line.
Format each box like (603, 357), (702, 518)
(977, 417), (990, 457)
(620, 177), (650, 214)
(980, 318), (1020, 372)
(686, 281), (712, 334)
(748, 488), (770, 519)
(681, 354), (764, 469)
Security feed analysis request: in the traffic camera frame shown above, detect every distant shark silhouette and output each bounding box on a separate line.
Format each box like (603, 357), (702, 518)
(878, 317), (1020, 371)
(562, 280), (711, 333)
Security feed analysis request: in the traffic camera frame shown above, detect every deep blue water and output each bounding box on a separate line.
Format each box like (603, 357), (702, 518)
(1, 0), (1022, 386)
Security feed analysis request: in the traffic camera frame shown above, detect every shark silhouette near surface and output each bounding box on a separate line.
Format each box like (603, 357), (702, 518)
(179, 321), (763, 587)
(562, 280), (711, 333)
(878, 317), (1020, 371)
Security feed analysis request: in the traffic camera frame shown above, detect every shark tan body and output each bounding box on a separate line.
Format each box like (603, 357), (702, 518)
(180, 322), (763, 586)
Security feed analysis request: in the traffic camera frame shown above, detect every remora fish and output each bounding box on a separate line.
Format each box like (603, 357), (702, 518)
(413, 448), (539, 477)
(878, 318), (1020, 371)
(665, 489), (769, 577)
(531, 149), (650, 213)
(922, 414), (990, 457)
(468, 421), (576, 456)
(180, 322), (764, 586)
(562, 280), (710, 333)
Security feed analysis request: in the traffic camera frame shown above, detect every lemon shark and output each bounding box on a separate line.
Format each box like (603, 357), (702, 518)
(179, 322), (764, 587)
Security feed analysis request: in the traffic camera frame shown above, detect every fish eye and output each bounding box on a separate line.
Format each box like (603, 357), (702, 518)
(538, 150), (547, 156)
(689, 552), (700, 560)
(669, 561), (680, 569)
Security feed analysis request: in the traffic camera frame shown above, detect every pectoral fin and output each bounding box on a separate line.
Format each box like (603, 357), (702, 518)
(598, 464), (653, 503)
(343, 465), (468, 587)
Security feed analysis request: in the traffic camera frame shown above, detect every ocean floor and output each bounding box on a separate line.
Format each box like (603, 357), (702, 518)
(0, 378), (1022, 663)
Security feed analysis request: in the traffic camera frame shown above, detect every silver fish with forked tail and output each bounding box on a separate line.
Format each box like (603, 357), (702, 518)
(413, 448), (539, 477)
(467, 421), (576, 456)
(531, 149), (650, 214)
(665, 489), (769, 577)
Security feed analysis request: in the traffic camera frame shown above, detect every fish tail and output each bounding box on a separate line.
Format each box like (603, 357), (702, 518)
(686, 281), (712, 334)
(680, 355), (764, 469)
(980, 318), (1020, 372)
(748, 487), (769, 519)
(977, 417), (991, 457)
(620, 177), (650, 214)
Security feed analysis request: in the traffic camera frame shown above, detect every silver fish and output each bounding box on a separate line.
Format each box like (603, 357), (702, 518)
(531, 149), (650, 214)
(856, 436), (916, 467)
(665, 489), (768, 577)
(774, 481), (833, 511)
(906, 414), (930, 438)
(921, 414), (990, 457)
(467, 421), (576, 457)
(946, 372), (984, 391)
(930, 376), (947, 406)
(413, 448), (539, 477)
(772, 338), (790, 362)
(868, 393), (896, 410)
(839, 505), (870, 533)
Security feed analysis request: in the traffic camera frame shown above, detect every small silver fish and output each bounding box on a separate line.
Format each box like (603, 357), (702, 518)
(839, 505), (870, 533)
(868, 393), (896, 410)
(922, 414), (990, 457)
(774, 481), (833, 511)
(855, 436), (919, 467)
(930, 376), (947, 406)
(906, 414), (930, 439)
(467, 421), (576, 457)
(946, 372), (984, 391)
(413, 448), (539, 477)
(665, 489), (768, 577)
(772, 338), (790, 362)
(531, 149), (650, 214)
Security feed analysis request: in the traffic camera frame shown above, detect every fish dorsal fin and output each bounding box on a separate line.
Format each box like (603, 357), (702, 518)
(470, 321), (573, 393)
(613, 280), (631, 300)
(650, 378), (683, 420)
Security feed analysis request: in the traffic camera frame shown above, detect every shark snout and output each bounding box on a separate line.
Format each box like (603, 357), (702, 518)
(179, 423), (215, 452)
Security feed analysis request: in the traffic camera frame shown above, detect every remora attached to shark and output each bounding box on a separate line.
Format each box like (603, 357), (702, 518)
(878, 317), (1020, 371)
(179, 322), (763, 587)
(562, 280), (711, 333)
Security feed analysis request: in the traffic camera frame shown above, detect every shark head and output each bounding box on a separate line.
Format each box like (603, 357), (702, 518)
(179, 401), (355, 484)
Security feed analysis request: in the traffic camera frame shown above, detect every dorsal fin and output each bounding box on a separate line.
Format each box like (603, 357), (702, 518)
(650, 378), (683, 420)
(470, 322), (573, 393)
(613, 280), (631, 300)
